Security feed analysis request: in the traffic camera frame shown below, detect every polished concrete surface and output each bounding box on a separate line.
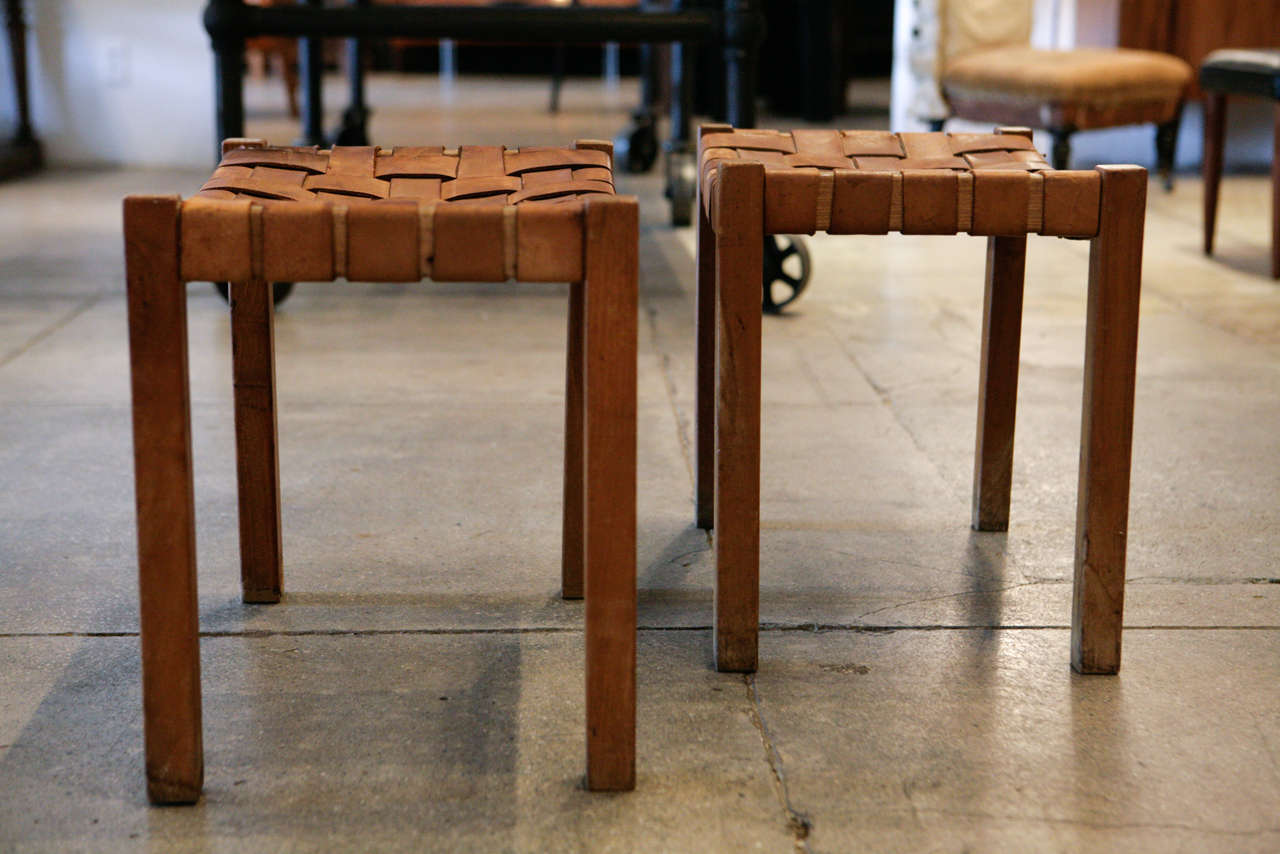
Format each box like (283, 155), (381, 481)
(2, 74), (1279, 852)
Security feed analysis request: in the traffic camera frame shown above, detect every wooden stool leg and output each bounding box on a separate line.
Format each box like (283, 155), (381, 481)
(972, 235), (1027, 532)
(1203, 92), (1226, 257)
(582, 196), (638, 791)
(1272, 102), (1280, 278)
(1072, 165), (1147, 675)
(695, 186), (716, 530)
(561, 278), (585, 600)
(713, 161), (764, 673)
(124, 195), (203, 804)
(230, 270), (283, 604)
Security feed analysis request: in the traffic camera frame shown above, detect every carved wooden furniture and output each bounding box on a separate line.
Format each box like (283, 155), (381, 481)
(1200, 49), (1280, 279)
(928, 0), (1190, 187)
(1120, 0), (1280, 99)
(695, 124), (1147, 677)
(125, 138), (638, 802)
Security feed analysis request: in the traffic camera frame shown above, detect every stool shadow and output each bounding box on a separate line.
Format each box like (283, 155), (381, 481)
(0, 599), (525, 842)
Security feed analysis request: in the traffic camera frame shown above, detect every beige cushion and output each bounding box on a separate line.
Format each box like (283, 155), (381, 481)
(941, 46), (1191, 130)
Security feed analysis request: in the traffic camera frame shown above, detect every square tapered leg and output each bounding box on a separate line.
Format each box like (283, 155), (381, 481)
(582, 196), (638, 790)
(125, 195), (204, 805)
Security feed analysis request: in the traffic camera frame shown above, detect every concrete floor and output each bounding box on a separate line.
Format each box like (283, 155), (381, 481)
(2, 74), (1280, 852)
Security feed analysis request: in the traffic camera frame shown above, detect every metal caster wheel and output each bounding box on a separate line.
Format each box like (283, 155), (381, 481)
(614, 112), (659, 174)
(762, 236), (811, 314)
(214, 282), (296, 306)
(664, 146), (696, 227)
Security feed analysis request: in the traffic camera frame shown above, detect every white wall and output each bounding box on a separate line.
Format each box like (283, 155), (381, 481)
(8, 0), (214, 168)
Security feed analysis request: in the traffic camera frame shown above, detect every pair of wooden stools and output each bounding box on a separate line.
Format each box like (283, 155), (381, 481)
(125, 128), (1146, 803)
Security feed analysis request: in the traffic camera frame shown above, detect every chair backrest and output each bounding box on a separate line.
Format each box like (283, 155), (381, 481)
(939, 0), (1032, 65)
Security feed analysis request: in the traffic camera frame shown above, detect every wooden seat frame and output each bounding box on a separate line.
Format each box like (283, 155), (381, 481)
(695, 123), (1147, 677)
(124, 139), (638, 803)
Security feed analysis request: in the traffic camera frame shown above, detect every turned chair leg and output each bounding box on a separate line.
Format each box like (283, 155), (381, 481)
(1051, 129), (1072, 171)
(1155, 110), (1181, 191)
(561, 278), (586, 599)
(1072, 165), (1147, 675)
(712, 161), (765, 674)
(972, 235), (1027, 532)
(582, 196), (638, 791)
(1203, 92), (1226, 256)
(125, 195), (204, 804)
(230, 267), (284, 604)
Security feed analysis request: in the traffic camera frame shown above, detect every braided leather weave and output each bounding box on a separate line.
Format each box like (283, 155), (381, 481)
(179, 139), (621, 284)
(199, 143), (614, 206)
(700, 127), (1104, 238)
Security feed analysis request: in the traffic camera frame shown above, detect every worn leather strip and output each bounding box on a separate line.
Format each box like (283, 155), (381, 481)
(515, 202), (583, 282)
(902, 170), (959, 234)
(180, 196), (252, 281)
(829, 170), (893, 234)
(262, 200), (332, 282)
(971, 170), (1031, 236)
(1042, 170), (1102, 237)
(433, 203), (506, 282)
(346, 200), (419, 282)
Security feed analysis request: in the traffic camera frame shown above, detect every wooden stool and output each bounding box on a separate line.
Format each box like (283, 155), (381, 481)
(694, 124), (1146, 676)
(124, 139), (638, 802)
(1200, 49), (1280, 278)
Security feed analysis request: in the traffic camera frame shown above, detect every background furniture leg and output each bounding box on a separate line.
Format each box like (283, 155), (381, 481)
(1272, 103), (1280, 278)
(1051, 129), (1072, 171)
(231, 273), (284, 604)
(125, 195), (204, 804)
(562, 278), (585, 600)
(1155, 112), (1180, 191)
(695, 179), (717, 530)
(713, 161), (764, 673)
(972, 235), (1027, 532)
(1072, 165), (1147, 675)
(1202, 92), (1226, 256)
(583, 196), (638, 791)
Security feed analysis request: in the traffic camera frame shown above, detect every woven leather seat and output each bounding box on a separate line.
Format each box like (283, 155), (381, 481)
(182, 139), (616, 285)
(1200, 50), (1280, 277)
(124, 137), (638, 803)
(695, 125), (1146, 679)
(699, 129), (1102, 238)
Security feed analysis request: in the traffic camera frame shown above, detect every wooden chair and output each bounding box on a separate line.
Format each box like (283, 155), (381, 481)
(124, 138), (638, 802)
(695, 124), (1146, 676)
(927, 0), (1190, 187)
(1200, 49), (1280, 278)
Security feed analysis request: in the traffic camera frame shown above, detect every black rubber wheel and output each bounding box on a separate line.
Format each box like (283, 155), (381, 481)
(213, 282), (296, 306)
(664, 148), (696, 227)
(762, 236), (811, 314)
(614, 115), (659, 175)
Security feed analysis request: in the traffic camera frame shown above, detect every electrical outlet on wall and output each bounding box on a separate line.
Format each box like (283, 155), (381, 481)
(104, 41), (131, 87)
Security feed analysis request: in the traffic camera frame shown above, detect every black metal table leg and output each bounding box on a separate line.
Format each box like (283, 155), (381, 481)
(207, 0), (247, 159)
(299, 0), (326, 146)
(334, 0), (371, 145)
(723, 0), (762, 128)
